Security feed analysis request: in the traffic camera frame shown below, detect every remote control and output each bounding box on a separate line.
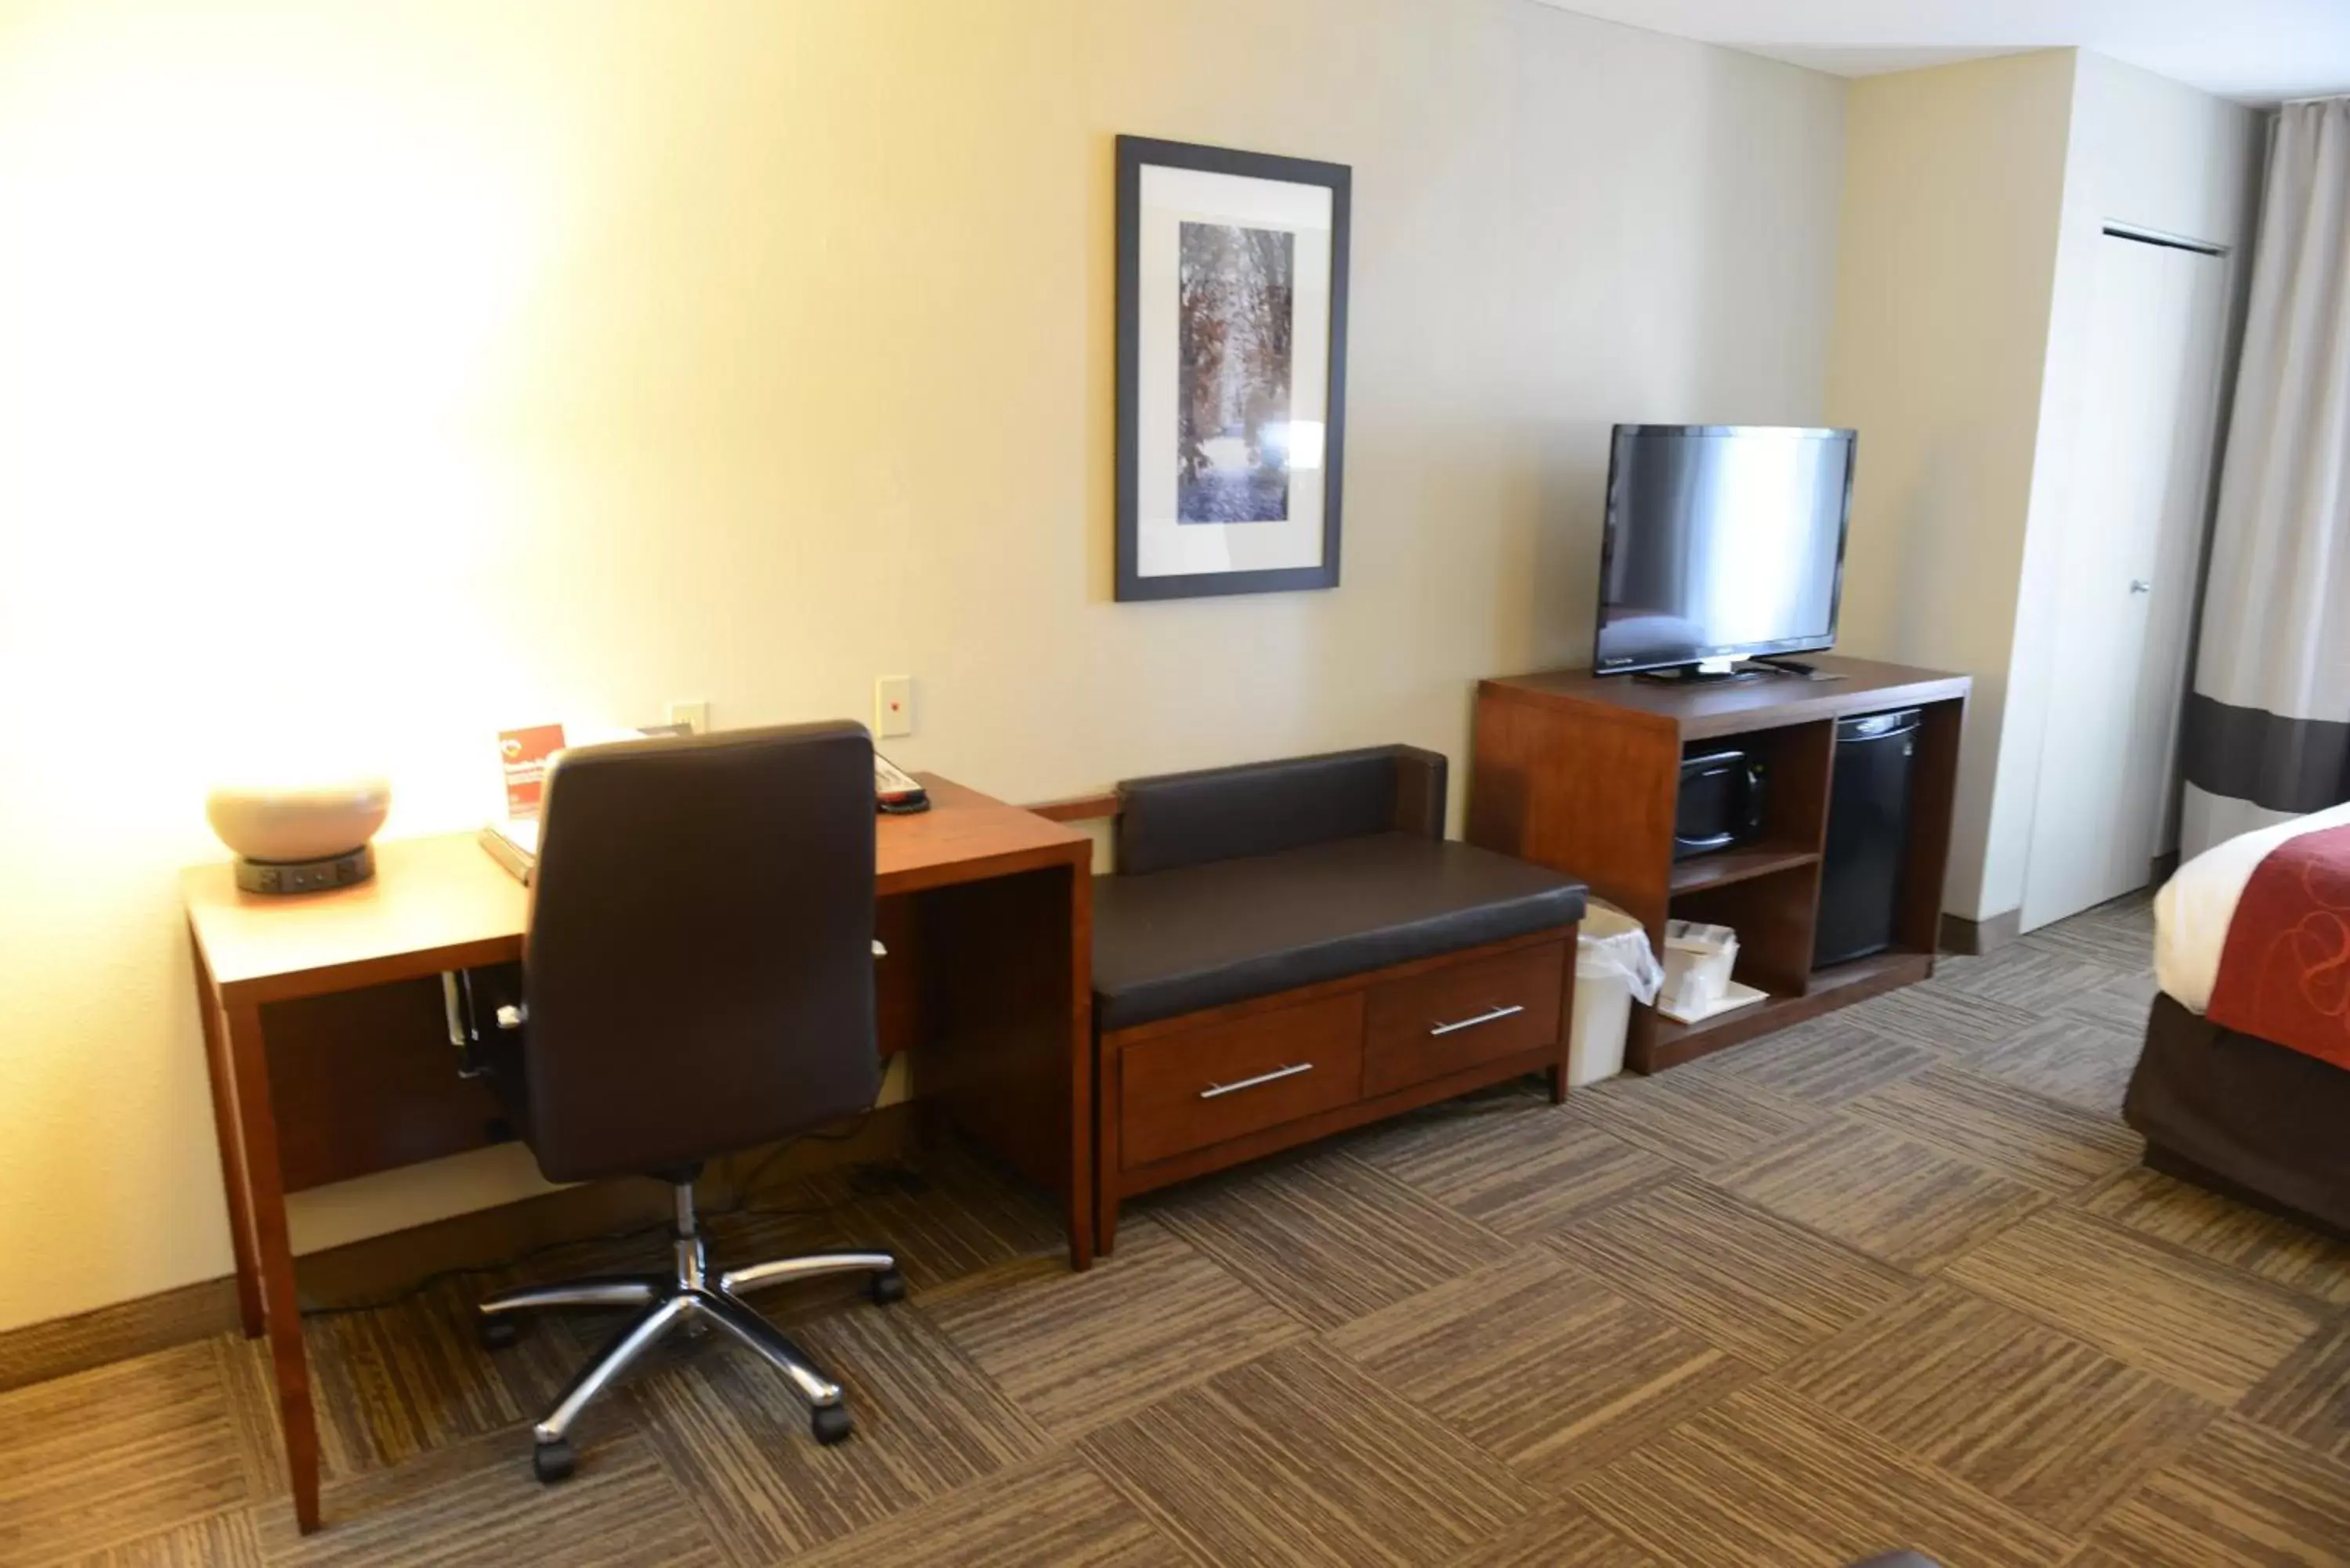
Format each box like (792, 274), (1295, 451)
(874, 752), (930, 814)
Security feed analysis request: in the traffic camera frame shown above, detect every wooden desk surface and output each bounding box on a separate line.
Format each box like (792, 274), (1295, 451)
(183, 773), (1089, 1005)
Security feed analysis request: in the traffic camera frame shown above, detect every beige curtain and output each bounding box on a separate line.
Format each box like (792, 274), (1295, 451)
(2182, 97), (2350, 857)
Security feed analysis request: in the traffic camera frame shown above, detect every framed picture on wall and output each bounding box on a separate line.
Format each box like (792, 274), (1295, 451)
(1115, 135), (1351, 602)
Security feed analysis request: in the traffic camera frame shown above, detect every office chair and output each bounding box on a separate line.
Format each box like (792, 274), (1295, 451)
(470, 721), (902, 1483)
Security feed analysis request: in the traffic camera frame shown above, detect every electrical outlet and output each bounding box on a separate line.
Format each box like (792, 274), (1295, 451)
(875, 676), (913, 739)
(666, 699), (710, 734)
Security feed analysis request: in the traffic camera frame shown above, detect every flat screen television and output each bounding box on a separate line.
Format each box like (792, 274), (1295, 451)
(1593, 424), (1855, 677)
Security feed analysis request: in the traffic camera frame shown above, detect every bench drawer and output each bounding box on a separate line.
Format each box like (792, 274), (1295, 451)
(1362, 941), (1567, 1097)
(1118, 994), (1365, 1170)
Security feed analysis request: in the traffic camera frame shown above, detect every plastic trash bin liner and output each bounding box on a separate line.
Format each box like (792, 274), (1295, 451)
(1569, 901), (1662, 1086)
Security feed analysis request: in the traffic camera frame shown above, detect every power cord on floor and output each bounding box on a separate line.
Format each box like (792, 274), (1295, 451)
(298, 1216), (683, 1321)
(299, 1118), (921, 1320)
(726, 1108), (884, 1203)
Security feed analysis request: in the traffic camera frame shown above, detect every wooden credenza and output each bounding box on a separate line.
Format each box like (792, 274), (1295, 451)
(1466, 656), (1970, 1072)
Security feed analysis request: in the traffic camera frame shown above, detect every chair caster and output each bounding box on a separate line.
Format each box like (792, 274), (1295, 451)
(811, 1404), (854, 1445)
(479, 1315), (522, 1350)
(869, 1267), (906, 1306)
(532, 1437), (576, 1483)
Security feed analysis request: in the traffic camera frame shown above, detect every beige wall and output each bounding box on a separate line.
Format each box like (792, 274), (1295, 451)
(0, 0), (1845, 1328)
(1824, 48), (2259, 923)
(1823, 51), (2077, 919)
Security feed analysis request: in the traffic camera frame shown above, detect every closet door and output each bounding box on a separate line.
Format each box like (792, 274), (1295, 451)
(2022, 233), (2229, 931)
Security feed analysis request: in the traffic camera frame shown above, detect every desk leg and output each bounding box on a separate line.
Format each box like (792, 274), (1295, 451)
(913, 860), (1095, 1272)
(191, 927), (263, 1339)
(1065, 865), (1095, 1273)
(220, 998), (324, 1534)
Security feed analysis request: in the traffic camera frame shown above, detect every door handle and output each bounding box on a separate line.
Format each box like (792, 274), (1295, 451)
(1200, 1062), (1313, 1099)
(1428, 1003), (1525, 1036)
(2128, 579), (2152, 594)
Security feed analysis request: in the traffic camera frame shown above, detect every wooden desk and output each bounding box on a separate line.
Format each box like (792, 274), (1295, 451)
(184, 775), (1092, 1532)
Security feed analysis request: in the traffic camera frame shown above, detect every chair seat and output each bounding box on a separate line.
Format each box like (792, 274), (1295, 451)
(1092, 832), (1587, 1032)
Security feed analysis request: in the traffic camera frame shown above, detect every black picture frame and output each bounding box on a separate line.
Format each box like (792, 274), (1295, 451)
(1115, 135), (1351, 602)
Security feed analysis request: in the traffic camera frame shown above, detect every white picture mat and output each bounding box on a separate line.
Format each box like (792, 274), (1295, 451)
(1135, 164), (1332, 580)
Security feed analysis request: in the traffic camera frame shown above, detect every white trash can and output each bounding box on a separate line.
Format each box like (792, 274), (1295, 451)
(1567, 900), (1662, 1087)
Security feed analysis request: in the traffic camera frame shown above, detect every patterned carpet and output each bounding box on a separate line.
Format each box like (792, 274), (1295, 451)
(7, 894), (2350, 1567)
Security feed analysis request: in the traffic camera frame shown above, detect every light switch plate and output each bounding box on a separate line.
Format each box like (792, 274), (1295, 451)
(666, 699), (709, 734)
(875, 676), (913, 739)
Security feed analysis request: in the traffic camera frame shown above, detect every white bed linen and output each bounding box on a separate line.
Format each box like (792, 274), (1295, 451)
(2153, 798), (2350, 1013)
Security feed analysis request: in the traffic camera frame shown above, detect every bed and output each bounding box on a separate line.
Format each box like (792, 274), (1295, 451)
(2129, 801), (2350, 1237)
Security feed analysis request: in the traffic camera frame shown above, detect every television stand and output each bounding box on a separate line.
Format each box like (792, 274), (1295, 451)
(1468, 653), (1971, 1073)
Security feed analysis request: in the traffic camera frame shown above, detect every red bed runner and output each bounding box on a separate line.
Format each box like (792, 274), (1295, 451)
(2207, 822), (2350, 1070)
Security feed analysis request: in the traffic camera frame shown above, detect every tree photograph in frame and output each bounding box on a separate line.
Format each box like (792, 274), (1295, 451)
(1116, 136), (1350, 601)
(1179, 222), (1293, 524)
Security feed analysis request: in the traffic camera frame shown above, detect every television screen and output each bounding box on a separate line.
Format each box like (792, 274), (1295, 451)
(1593, 425), (1853, 675)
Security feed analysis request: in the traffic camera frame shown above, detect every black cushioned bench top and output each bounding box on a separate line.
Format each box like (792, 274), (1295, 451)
(1092, 832), (1587, 1032)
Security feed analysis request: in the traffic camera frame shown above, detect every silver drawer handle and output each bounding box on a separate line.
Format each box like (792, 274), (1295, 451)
(1200, 1062), (1314, 1099)
(1428, 1003), (1524, 1037)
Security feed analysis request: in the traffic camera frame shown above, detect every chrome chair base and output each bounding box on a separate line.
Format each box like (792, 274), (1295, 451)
(479, 1181), (899, 1481)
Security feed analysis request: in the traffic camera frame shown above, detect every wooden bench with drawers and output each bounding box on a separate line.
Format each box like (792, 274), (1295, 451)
(1066, 746), (1586, 1250)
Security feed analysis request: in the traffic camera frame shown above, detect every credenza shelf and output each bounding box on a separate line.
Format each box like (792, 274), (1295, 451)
(1667, 842), (1820, 895)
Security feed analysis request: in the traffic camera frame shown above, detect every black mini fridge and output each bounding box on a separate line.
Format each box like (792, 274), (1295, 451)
(1813, 709), (1922, 967)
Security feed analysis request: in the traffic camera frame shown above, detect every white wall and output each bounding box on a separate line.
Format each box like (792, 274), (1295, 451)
(1994, 52), (2261, 917)
(0, 0), (1846, 1329)
(1823, 51), (2077, 919)
(1826, 48), (2259, 923)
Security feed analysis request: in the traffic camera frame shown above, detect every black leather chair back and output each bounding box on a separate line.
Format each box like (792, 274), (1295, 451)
(520, 721), (879, 1182)
(1114, 745), (1447, 876)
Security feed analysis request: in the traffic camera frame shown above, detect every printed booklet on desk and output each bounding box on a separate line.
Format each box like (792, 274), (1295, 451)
(498, 724), (565, 818)
(480, 818), (538, 885)
(485, 721), (675, 883)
